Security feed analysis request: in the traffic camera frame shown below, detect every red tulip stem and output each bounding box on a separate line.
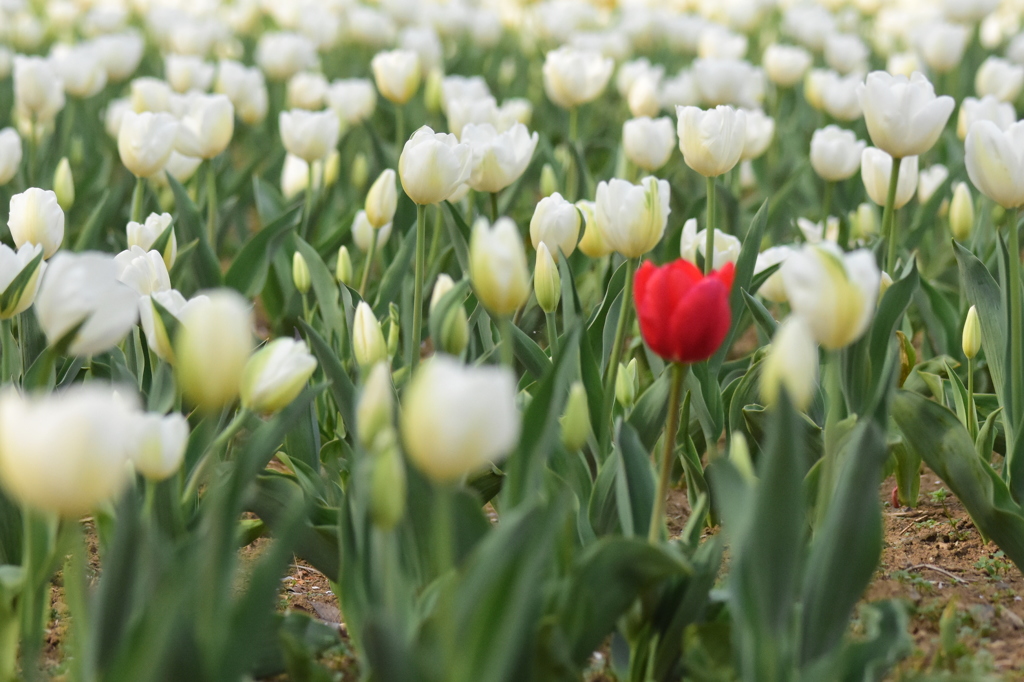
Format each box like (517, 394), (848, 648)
(705, 176), (716, 275)
(649, 362), (688, 543)
(599, 257), (637, 458)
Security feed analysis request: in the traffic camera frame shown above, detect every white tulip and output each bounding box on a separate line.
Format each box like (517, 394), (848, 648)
(917, 164), (949, 204)
(595, 176), (670, 259)
(118, 111), (179, 178)
(400, 26), (443, 73)
(49, 43), (107, 99)
(627, 76), (661, 118)
(658, 70), (700, 110)
(819, 70), (862, 122)
(678, 218), (741, 270)
(542, 46), (614, 109)
(215, 60), (268, 125)
(174, 93), (234, 159)
(286, 71), (329, 110)
(763, 44), (812, 88)
(279, 109), (340, 163)
(400, 356), (520, 483)
(0, 128), (22, 186)
(92, 31), (144, 82)
(497, 99), (533, 131)
(796, 217), (840, 244)
(754, 245), (794, 303)
(130, 77), (174, 113)
(957, 96), (1015, 140)
(174, 289), (253, 412)
(35, 252), (139, 356)
(446, 96), (499, 139)
(365, 169), (398, 229)
(133, 412), (189, 481)
(469, 217), (531, 316)
(861, 148), (919, 209)
(440, 75), (491, 114)
(965, 120), (1024, 208)
(697, 24), (748, 60)
(760, 316), (819, 411)
(622, 116), (676, 171)
(165, 54), (214, 93)
(676, 105), (747, 177)
(13, 56), (65, 123)
(461, 122), (538, 194)
(353, 301), (388, 369)
(138, 289), (196, 362)
(824, 33), (869, 75)
(352, 210), (392, 253)
(781, 243), (881, 350)
(371, 49), (422, 105)
(530, 192), (581, 257)
(691, 58), (765, 109)
(975, 57), (1024, 102)
(810, 126), (866, 182)
(944, 0), (999, 22)
(114, 246), (171, 297)
(887, 53), (922, 79)
(0, 243), (45, 319)
(398, 125), (472, 205)
(917, 22), (970, 74)
(127, 212), (177, 270)
(616, 58), (665, 99)
(8, 188), (64, 259)
(0, 385), (139, 516)
(255, 32), (318, 81)
(858, 71), (954, 159)
(741, 108), (775, 161)
(240, 338), (318, 414)
(325, 78), (377, 125)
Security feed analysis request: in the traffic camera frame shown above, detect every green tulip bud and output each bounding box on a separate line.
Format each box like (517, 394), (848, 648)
(54, 157), (75, 211)
(949, 182), (974, 242)
(386, 302), (400, 358)
(615, 358), (638, 409)
(560, 382), (591, 451)
(336, 245), (353, 286)
(369, 431), (406, 530)
(431, 274), (469, 356)
(540, 163), (558, 198)
(534, 243), (561, 314)
(240, 338), (318, 414)
(357, 362), (394, 448)
(292, 251), (311, 294)
(729, 432), (756, 484)
(853, 202), (878, 239)
(353, 301), (388, 369)
(963, 305), (981, 359)
(351, 152), (370, 191)
(424, 67), (444, 113)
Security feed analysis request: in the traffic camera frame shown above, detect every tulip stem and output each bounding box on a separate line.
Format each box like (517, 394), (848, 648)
(546, 311), (558, 358)
(395, 106), (405, 150)
(882, 156), (903, 275)
(649, 362), (688, 543)
(411, 204), (427, 371)
(489, 192), (499, 222)
(705, 177), (716, 275)
(1009, 208), (1023, 429)
(181, 409), (250, 505)
(968, 357), (978, 440)
(822, 180), (833, 225)
(130, 175), (145, 224)
(499, 315), (515, 368)
(815, 349), (845, 528)
(301, 165), (315, 240)
(359, 229), (377, 297)
(206, 160), (218, 247)
(599, 257), (636, 457)
(568, 107), (578, 145)
(19, 508), (51, 682)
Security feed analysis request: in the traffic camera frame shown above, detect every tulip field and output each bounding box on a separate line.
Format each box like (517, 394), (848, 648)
(8, 0), (1024, 679)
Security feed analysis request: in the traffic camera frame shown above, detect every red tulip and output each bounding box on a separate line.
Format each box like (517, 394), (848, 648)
(634, 259), (735, 364)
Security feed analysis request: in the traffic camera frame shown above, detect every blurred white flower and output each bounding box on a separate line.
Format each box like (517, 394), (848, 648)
(623, 116), (676, 171)
(861, 148), (919, 209)
(461, 122), (538, 194)
(976, 57), (1024, 102)
(543, 46), (614, 109)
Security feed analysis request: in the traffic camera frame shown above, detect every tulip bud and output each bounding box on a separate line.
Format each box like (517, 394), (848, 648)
(8, 188), (65, 259)
(760, 316), (818, 411)
(371, 49), (422, 105)
(540, 163), (558, 197)
(175, 289), (253, 412)
(431, 274), (469, 356)
(399, 126), (473, 205)
(729, 432), (756, 484)
(240, 338), (318, 414)
(323, 151), (340, 188)
(576, 200), (613, 259)
(292, 251), (311, 294)
(853, 202), (878, 239)
(615, 358), (638, 409)
(530, 192), (580, 257)
(335, 246), (353, 286)
(950, 182), (975, 242)
(469, 217), (531, 317)
(365, 168), (398, 228)
(424, 67), (443, 112)
(357, 362), (394, 449)
(861, 148), (918, 209)
(963, 305), (982, 359)
(676, 105), (747, 178)
(134, 412), (189, 481)
(353, 301), (388, 369)
(118, 111), (179, 179)
(279, 109), (340, 163)
(139, 289), (192, 362)
(351, 153), (370, 191)
(542, 46), (613, 109)
(857, 71), (954, 159)
(127, 212), (177, 270)
(560, 382), (591, 452)
(386, 302), (400, 358)
(534, 243), (561, 314)
(369, 432), (406, 530)
(53, 158), (75, 211)
(595, 176), (670, 259)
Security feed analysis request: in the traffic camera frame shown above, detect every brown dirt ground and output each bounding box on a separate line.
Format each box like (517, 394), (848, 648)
(31, 470), (1024, 680)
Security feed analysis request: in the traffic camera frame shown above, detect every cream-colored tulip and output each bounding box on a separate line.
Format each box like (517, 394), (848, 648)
(858, 71), (954, 159)
(763, 43), (812, 88)
(595, 176), (670, 259)
(8, 188), (64, 259)
(133, 412), (189, 481)
(676, 105), (747, 177)
(174, 289), (253, 411)
(975, 57), (1024, 103)
(965, 120), (1024, 208)
(240, 338), (318, 414)
(861, 148), (919, 209)
(957, 96), (1015, 141)
(461, 122), (538, 194)
(530, 192), (581, 257)
(760, 315), (818, 410)
(542, 46), (614, 109)
(280, 109), (340, 163)
(353, 301), (388, 369)
(371, 49), (421, 105)
(174, 94), (234, 159)
(810, 126), (865, 182)
(365, 169), (398, 229)
(398, 125), (473, 205)
(622, 116), (676, 172)
(0, 243), (45, 319)
(469, 217), (531, 316)
(118, 110), (179, 178)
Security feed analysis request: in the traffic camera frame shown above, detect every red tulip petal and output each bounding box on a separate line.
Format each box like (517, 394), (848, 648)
(666, 278), (731, 363)
(712, 262), (736, 291)
(636, 264), (670, 353)
(633, 260), (656, 309)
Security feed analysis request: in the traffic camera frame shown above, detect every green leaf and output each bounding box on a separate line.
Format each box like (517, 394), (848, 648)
(167, 175), (221, 288)
(868, 261), (919, 387)
(247, 474), (339, 579)
(225, 207), (301, 297)
(892, 390), (1024, 573)
(373, 225), (416, 312)
(442, 201), (472, 274)
(614, 422), (655, 537)
(0, 249), (43, 315)
(511, 323), (552, 380)
(891, 440), (921, 508)
(294, 236), (347, 345)
(627, 371), (670, 452)
(742, 289), (778, 339)
(299, 320), (356, 435)
(72, 189), (113, 251)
